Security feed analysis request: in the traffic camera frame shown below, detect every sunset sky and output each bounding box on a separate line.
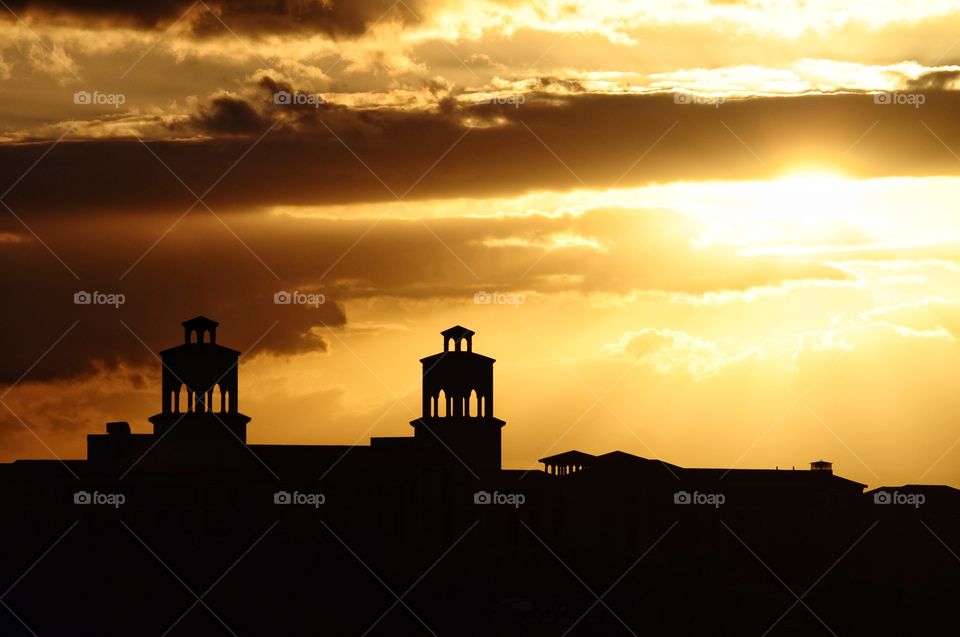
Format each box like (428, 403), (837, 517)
(5, 0), (960, 489)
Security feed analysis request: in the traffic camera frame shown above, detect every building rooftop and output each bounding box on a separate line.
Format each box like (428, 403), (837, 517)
(440, 325), (475, 339)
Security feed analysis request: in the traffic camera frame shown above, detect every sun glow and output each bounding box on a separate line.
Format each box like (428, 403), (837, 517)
(655, 172), (943, 255)
(684, 171), (880, 255)
(272, 173), (960, 258)
(751, 168), (858, 225)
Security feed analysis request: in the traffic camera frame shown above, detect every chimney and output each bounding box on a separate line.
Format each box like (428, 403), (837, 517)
(106, 421), (131, 437)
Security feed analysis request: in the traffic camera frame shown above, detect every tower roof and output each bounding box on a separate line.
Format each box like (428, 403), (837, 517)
(440, 325), (475, 339)
(182, 316), (219, 330)
(538, 450), (596, 464)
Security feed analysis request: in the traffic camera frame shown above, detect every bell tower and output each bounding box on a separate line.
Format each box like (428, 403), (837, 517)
(410, 326), (505, 476)
(147, 316), (251, 466)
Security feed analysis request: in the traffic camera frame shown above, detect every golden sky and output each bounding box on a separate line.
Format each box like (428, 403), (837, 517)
(4, 0), (960, 489)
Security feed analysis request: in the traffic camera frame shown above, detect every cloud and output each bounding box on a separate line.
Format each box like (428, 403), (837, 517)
(191, 93), (270, 135)
(193, 0), (422, 38)
(10, 89), (960, 212)
(905, 69), (960, 91)
(0, 202), (851, 386)
(604, 328), (759, 378)
(0, 223), (346, 385)
(862, 297), (960, 340)
(3, 0), (423, 37)
(24, 41), (78, 83)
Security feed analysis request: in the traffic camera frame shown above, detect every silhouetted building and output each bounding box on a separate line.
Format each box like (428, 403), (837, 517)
(811, 459), (833, 472)
(1, 317), (958, 636)
(87, 317), (252, 473)
(409, 325), (505, 476)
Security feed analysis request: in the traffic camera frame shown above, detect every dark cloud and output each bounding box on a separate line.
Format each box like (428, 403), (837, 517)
(4, 0), (185, 27)
(191, 94), (270, 135)
(5, 90), (960, 213)
(532, 76), (587, 93)
(0, 218), (345, 385)
(3, 0), (420, 37)
(905, 69), (960, 90)
(192, 0), (421, 38)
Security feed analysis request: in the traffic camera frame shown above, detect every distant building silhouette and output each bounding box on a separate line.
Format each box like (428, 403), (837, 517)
(89, 316), (252, 471)
(1, 317), (958, 636)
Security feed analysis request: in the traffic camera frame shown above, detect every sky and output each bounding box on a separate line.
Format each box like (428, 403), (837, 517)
(4, 0), (960, 489)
